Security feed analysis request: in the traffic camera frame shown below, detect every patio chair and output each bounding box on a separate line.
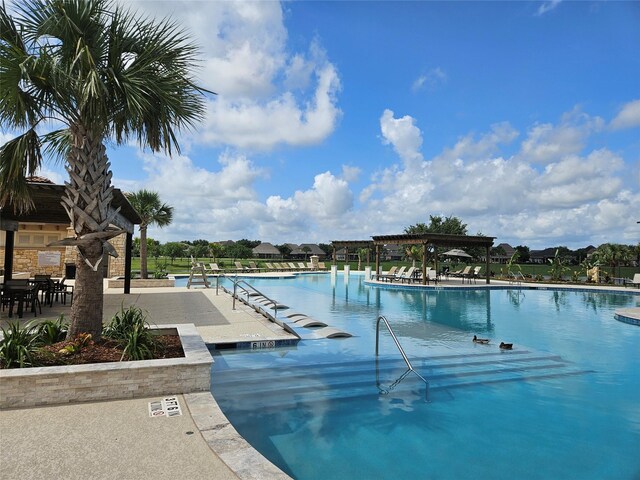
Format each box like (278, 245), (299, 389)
(380, 266), (405, 282)
(51, 276), (74, 305)
(398, 266), (417, 283)
(207, 263), (224, 274)
(455, 266), (472, 280)
(623, 273), (640, 288)
(427, 268), (438, 284)
(376, 266), (397, 280)
(248, 261), (263, 272)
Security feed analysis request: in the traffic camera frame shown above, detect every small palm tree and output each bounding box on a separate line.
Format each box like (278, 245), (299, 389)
(0, 0), (208, 338)
(126, 190), (173, 279)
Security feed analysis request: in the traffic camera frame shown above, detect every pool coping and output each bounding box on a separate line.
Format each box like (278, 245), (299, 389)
(614, 308), (640, 326)
(365, 279), (640, 296)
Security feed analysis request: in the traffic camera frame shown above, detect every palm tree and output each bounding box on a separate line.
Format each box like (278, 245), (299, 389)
(126, 190), (173, 279)
(0, 0), (208, 339)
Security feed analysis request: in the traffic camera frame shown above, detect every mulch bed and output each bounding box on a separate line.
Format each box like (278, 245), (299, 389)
(32, 335), (185, 367)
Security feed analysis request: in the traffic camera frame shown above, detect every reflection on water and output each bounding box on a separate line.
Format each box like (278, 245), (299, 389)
(212, 275), (640, 480)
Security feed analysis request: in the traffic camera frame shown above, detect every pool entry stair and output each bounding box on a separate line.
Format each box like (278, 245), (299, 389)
(211, 349), (593, 411)
(223, 280), (353, 340)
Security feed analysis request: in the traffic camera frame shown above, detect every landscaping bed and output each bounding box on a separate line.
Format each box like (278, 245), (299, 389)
(30, 334), (184, 367)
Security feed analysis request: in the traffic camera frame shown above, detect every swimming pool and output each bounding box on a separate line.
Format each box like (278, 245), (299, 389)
(210, 274), (640, 480)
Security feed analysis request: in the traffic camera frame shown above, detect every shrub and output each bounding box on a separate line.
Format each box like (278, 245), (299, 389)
(0, 321), (40, 368)
(32, 315), (69, 345)
(59, 333), (93, 355)
(103, 304), (150, 341)
(103, 305), (157, 361)
(120, 324), (155, 361)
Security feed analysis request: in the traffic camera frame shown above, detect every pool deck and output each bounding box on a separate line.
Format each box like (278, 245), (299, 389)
(1, 274), (638, 479)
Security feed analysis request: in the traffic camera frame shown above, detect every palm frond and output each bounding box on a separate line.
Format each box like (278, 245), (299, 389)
(0, 129), (43, 211)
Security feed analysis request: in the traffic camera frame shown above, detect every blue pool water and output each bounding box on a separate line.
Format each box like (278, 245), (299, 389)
(208, 274), (640, 480)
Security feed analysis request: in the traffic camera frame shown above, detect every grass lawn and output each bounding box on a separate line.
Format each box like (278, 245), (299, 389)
(132, 257), (639, 282)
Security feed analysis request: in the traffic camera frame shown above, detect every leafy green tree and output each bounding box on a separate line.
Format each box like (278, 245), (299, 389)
(209, 243), (224, 261)
(318, 243), (332, 256)
(0, 0), (207, 338)
(275, 244), (291, 258)
(227, 244), (252, 260)
(126, 190), (173, 279)
(164, 242), (187, 264)
(515, 245), (530, 263)
(405, 245), (422, 268)
(357, 247), (371, 270)
(405, 215), (468, 236)
(189, 243), (209, 260)
(237, 239), (260, 249)
(593, 243), (632, 280)
(548, 249), (569, 281)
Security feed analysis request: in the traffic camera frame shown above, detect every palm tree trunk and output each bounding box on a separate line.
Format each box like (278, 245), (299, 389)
(140, 224), (148, 279)
(69, 240), (105, 338)
(62, 124), (115, 340)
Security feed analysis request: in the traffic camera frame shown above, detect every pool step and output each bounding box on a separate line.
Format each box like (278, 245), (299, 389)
(212, 351), (592, 410)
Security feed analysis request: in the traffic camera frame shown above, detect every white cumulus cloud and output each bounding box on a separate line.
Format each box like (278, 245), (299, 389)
(610, 99), (640, 130)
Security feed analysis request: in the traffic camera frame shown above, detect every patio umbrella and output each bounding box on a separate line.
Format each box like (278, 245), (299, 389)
(442, 249), (472, 259)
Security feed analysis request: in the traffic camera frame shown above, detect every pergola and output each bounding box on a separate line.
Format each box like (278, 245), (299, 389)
(371, 233), (496, 284)
(1, 182), (141, 293)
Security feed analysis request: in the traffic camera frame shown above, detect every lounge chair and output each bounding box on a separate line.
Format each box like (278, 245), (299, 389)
(207, 263), (224, 274)
(376, 266), (397, 281)
(265, 262), (277, 271)
(454, 266), (472, 280)
(624, 273), (640, 288)
(298, 262), (311, 271)
(380, 266), (405, 282)
(317, 262), (327, 270)
(234, 261), (248, 272)
(248, 261), (262, 272)
(398, 266), (417, 283)
(462, 266), (481, 284)
(288, 262), (299, 271)
(427, 268), (438, 284)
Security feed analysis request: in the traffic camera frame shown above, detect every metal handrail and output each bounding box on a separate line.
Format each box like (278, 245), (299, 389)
(376, 315), (429, 386)
(230, 278), (281, 317)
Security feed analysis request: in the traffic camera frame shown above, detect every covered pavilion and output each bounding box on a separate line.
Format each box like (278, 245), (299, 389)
(371, 233), (496, 284)
(1, 181), (141, 293)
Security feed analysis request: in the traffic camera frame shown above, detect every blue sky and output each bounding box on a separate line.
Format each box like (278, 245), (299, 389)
(12, 0), (640, 249)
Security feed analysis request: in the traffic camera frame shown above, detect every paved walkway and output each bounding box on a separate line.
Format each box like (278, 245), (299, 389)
(0, 285), (294, 480)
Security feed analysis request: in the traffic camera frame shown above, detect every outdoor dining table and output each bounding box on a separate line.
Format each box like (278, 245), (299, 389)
(1, 283), (38, 318)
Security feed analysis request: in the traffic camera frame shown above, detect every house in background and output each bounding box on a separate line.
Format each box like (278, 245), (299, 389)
(491, 243), (516, 263)
(252, 242), (281, 259)
(290, 243), (326, 260)
(383, 244), (404, 261)
(529, 247), (558, 264)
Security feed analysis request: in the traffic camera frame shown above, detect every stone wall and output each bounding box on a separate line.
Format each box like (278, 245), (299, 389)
(0, 246), (67, 277)
(108, 232), (127, 277)
(2, 225), (129, 279)
(0, 324), (212, 409)
(107, 278), (175, 288)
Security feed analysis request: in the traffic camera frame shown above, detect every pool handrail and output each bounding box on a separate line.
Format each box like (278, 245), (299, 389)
(375, 315), (429, 387)
(230, 278), (282, 317)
